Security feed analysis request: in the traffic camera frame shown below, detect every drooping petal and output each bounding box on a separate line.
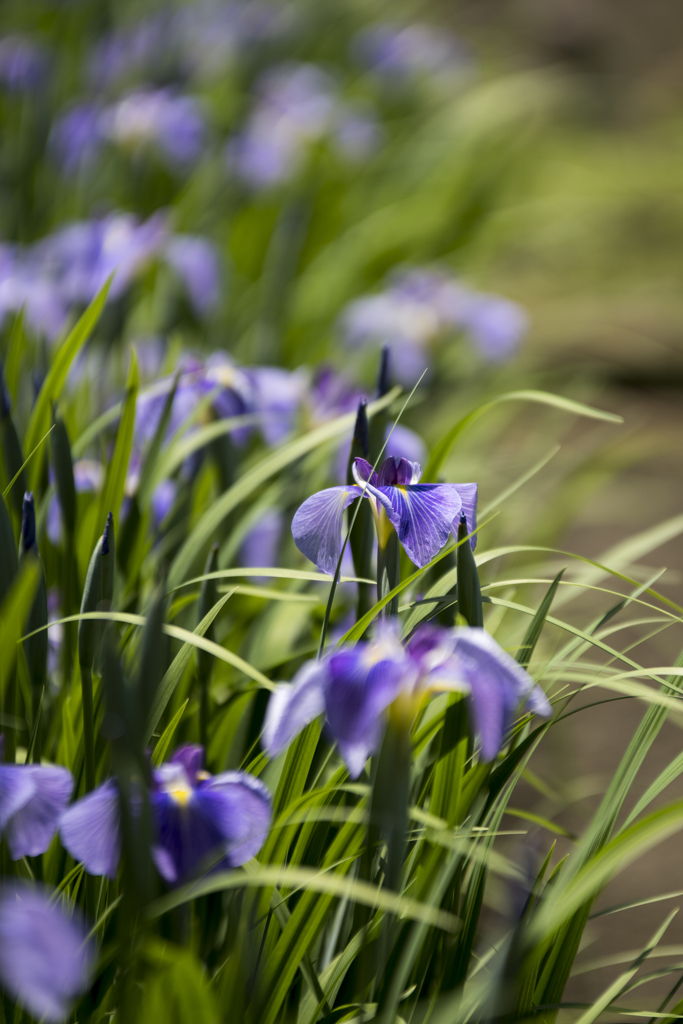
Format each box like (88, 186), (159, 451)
(194, 772), (272, 866)
(0, 766), (36, 832)
(0, 884), (95, 1024)
(376, 456), (422, 487)
(377, 483), (462, 567)
(453, 627), (541, 761)
(262, 660), (327, 760)
(351, 457), (378, 487)
(59, 779), (120, 879)
(5, 766), (73, 860)
(169, 744), (205, 782)
(291, 485), (363, 575)
(451, 483), (478, 550)
(525, 684), (552, 718)
(323, 648), (409, 778)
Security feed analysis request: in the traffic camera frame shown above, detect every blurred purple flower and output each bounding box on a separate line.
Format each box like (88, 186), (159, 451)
(333, 109), (382, 162)
(152, 744), (272, 882)
(384, 423), (426, 465)
(228, 62), (377, 188)
(101, 88), (206, 167)
(47, 588), (62, 678)
(50, 102), (104, 172)
(239, 508), (284, 580)
(47, 459), (103, 546)
(0, 749), (73, 859)
(264, 622), (550, 776)
(88, 14), (173, 91)
(0, 35), (48, 92)
(165, 235), (221, 314)
(245, 365), (307, 445)
(60, 746), (272, 883)
(354, 22), (472, 83)
(60, 778), (120, 879)
(340, 268), (528, 384)
(459, 292), (529, 362)
(292, 455), (476, 574)
(0, 884), (95, 1023)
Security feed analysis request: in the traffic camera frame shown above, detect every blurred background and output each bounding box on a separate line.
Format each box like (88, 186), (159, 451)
(1, 0), (683, 1009)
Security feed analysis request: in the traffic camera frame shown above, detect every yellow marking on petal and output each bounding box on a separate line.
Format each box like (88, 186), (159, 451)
(169, 786), (192, 807)
(376, 506), (395, 550)
(195, 770), (211, 781)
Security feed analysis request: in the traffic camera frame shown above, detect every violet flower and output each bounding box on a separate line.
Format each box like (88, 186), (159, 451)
(263, 623), (550, 777)
(165, 235), (221, 315)
(292, 455), (477, 575)
(353, 22), (472, 84)
(47, 459), (103, 546)
(340, 268), (528, 385)
(50, 102), (104, 172)
(0, 884), (95, 1023)
(0, 35), (48, 93)
(101, 88), (206, 167)
(0, 741), (73, 859)
(59, 746), (272, 884)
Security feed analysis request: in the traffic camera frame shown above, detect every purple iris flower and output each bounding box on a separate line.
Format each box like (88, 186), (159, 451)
(151, 744), (272, 883)
(165, 235), (221, 315)
(340, 268), (528, 385)
(292, 455), (477, 575)
(50, 102), (104, 172)
(0, 35), (48, 92)
(353, 22), (472, 83)
(101, 88), (206, 167)
(263, 623), (551, 777)
(59, 746), (272, 884)
(239, 509), (284, 581)
(0, 884), (95, 1023)
(0, 741), (73, 859)
(47, 459), (103, 546)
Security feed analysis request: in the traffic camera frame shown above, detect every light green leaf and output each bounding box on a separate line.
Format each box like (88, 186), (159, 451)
(152, 700), (189, 765)
(25, 277), (112, 490)
(425, 389), (622, 481)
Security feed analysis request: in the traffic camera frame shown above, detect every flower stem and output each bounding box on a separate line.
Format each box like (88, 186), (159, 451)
(376, 530), (400, 617)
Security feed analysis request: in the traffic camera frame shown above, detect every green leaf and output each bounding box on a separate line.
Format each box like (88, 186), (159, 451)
(425, 389), (622, 481)
(152, 700), (189, 766)
(0, 560), (39, 699)
(167, 387), (401, 588)
(25, 277), (111, 490)
(3, 425), (54, 502)
(529, 799), (683, 946)
(96, 347), (138, 541)
(516, 569), (564, 667)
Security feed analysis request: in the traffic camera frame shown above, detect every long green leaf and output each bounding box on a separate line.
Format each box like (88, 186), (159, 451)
(96, 347), (138, 540)
(25, 277), (111, 490)
(425, 389), (622, 481)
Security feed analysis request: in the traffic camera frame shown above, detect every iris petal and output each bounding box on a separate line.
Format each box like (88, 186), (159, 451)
(0, 766), (36, 831)
(60, 779), (120, 879)
(262, 660), (326, 759)
(0, 884), (95, 1024)
(451, 483), (478, 549)
(453, 627), (545, 761)
(195, 772), (272, 866)
(5, 766), (73, 860)
(292, 485), (363, 575)
(376, 456), (421, 486)
(324, 649), (407, 778)
(377, 483), (462, 567)
(152, 788), (223, 883)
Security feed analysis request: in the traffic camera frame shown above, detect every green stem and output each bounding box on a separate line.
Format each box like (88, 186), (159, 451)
(80, 663), (96, 793)
(376, 531), (400, 618)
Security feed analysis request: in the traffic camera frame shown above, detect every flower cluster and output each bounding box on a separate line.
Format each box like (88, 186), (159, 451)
(264, 622), (551, 776)
(0, 743), (271, 885)
(227, 62), (381, 190)
(0, 213), (219, 340)
(52, 89), (206, 172)
(340, 267), (529, 385)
